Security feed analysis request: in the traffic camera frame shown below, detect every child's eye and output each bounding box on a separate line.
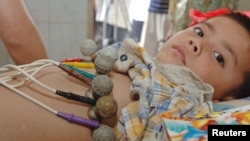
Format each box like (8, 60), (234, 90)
(214, 52), (224, 66)
(194, 27), (204, 37)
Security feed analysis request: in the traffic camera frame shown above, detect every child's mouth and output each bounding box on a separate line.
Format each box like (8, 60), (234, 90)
(173, 46), (186, 65)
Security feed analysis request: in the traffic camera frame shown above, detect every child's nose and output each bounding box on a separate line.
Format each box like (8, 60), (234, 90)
(189, 40), (201, 55)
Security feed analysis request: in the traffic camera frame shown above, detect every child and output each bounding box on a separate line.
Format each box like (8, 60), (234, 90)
(0, 9), (250, 141)
(114, 10), (250, 140)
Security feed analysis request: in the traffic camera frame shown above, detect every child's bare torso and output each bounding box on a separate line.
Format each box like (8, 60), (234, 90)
(0, 66), (132, 141)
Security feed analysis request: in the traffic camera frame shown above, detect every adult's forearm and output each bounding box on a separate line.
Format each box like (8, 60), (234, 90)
(4, 24), (48, 65)
(0, 0), (48, 65)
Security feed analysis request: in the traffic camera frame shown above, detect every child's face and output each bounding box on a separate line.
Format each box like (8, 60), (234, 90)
(156, 16), (250, 100)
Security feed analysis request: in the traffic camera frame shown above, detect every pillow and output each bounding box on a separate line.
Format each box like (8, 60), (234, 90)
(213, 96), (250, 111)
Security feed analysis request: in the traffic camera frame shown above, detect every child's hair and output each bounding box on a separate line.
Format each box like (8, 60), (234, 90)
(223, 11), (250, 35)
(222, 11), (250, 99)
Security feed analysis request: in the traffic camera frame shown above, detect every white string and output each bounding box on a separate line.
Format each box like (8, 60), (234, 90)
(0, 76), (57, 114)
(0, 63), (53, 88)
(0, 59), (62, 114)
(1, 61), (58, 93)
(0, 59), (59, 72)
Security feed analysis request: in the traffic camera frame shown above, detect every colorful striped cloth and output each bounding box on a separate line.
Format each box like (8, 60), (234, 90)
(113, 39), (214, 141)
(148, 0), (169, 14)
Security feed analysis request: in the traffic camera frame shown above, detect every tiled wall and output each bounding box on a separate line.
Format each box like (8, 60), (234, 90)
(0, 0), (93, 66)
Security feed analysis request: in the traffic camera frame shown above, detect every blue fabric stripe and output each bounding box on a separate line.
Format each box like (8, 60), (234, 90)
(148, 0), (169, 13)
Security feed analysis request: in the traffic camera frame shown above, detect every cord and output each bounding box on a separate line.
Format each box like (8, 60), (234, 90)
(0, 59), (100, 128)
(2, 63), (56, 92)
(0, 59), (95, 105)
(0, 79), (99, 129)
(0, 61), (54, 88)
(0, 79), (57, 114)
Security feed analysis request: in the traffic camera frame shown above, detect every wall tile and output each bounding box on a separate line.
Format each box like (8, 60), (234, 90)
(24, 0), (50, 22)
(50, 0), (88, 22)
(49, 23), (87, 61)
(35, 22), (49, 55)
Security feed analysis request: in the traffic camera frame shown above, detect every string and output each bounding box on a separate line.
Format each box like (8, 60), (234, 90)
(0, 79), (57, 114)
(0, 61), (100, 129)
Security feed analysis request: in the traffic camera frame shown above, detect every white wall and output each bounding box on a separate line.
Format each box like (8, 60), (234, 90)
(0, 0), (93, 66)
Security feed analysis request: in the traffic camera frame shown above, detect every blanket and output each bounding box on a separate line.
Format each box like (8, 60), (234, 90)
(162, 104), (250, 140)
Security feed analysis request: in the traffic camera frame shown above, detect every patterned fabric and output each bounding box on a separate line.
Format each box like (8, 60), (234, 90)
(168, 0), (238, 33)
(149, 0), (169, 13)
(113, 39), (214, 141)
